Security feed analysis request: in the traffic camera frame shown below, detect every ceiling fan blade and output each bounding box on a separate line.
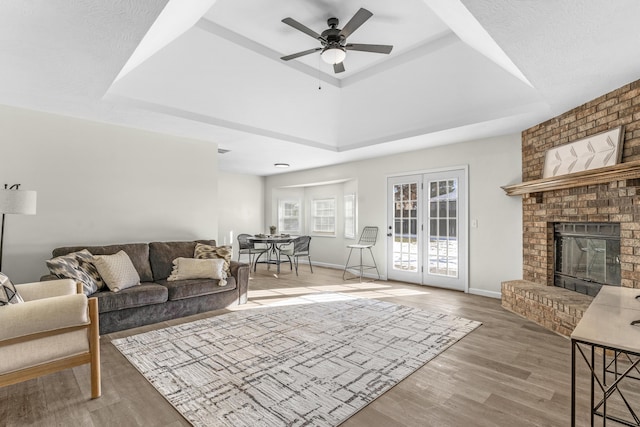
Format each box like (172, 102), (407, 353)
(333, 62), (345, 73)
(282, 17), (324, 41)
(281, 47), (321, 61)
(339, 8), (373, 38)
(345, 43), (393, 54)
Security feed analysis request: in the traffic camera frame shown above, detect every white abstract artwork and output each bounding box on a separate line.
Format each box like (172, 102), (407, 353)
(543, 126), (624, 178)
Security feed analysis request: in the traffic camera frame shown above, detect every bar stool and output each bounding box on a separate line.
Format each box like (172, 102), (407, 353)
(343, 226), (381, 281)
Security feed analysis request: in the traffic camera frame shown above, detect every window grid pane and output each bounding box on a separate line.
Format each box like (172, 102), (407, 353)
(344, 194), (355, 239)
(312, 198), (336, 234)
(278, 200), (301, 233)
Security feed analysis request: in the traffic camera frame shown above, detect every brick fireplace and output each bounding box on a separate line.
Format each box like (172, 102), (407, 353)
(502, 79), (640, 336)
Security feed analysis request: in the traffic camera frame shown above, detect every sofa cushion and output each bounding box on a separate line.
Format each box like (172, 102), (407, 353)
(149, 240), (216, 281)
(156, 276), (236, 301)
(53, 243), (153, 282)
(92, 283), (167, 313)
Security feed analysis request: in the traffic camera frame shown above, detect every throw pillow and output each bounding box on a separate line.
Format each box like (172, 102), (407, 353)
(92, 250), (140, 292)
(194, 243), (232, 276)
(167, 257), (227, 285)
(46, 249), (104, 295)
(73, 249), (105, 290)
(0, 273), (24, 305)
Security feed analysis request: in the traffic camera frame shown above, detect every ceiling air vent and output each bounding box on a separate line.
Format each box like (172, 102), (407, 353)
(217, 148), (230, 154)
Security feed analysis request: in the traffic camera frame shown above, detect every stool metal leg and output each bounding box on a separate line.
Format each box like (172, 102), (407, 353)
(343, 248), (355, 280)
(343, 246), (379, 282)
(367, 247), (381, 279)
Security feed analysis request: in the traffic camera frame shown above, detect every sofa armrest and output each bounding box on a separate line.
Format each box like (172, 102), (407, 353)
(229, 261), (249, 304)
(0, 293), (89, 342)
(15, 279), (78, 302)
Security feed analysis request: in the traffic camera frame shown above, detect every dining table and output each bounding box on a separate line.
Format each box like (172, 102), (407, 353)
(249, 234), (294, 274)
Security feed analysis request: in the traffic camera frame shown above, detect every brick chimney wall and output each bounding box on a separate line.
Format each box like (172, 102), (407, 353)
(521, 80), (640, 289)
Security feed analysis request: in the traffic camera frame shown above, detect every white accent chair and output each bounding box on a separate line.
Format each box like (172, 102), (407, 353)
(0, 279), (101, 399)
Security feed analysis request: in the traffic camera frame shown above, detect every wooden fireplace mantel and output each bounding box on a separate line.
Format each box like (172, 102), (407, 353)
(501, 159), (640, 196)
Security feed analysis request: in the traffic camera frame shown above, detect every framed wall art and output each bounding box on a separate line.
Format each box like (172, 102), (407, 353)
(543, 126), (624, 178)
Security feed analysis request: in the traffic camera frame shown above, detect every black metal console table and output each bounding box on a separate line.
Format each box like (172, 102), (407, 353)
(571, 286), (640, 426)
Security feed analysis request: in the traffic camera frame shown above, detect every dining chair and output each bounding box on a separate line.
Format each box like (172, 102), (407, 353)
(237, 234), (267, 270)
(343, 226), (380, 281)
(278, 236), (313, 276)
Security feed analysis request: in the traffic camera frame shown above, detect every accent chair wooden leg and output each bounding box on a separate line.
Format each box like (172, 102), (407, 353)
(88, 298), (101, 399)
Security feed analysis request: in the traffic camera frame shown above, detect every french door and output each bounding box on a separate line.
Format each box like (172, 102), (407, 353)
(386, 168), (467, 291)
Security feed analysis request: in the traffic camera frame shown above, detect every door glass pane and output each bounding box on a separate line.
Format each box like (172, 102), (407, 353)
(438, 201), (447, 217)
(428, 179), (458, 277)
(392, 182), (418, 272)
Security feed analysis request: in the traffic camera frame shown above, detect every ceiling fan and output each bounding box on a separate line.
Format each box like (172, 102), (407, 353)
(280, 8), (393, 74)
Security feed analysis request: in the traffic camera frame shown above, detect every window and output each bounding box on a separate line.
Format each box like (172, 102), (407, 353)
(311, 198), (336, 236)
(344, 194), (356, 239)
(278, 200), (301, 233)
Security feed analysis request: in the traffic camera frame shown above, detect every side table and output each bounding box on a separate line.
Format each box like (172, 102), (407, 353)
(571, 286), (640, 426)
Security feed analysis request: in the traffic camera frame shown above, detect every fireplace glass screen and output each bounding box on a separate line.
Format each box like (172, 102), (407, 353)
(554, 223), (620, 296)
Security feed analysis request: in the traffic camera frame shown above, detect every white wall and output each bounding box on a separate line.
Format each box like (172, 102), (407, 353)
(0, 105), (219, 283)
(218, 171), (265, 259)
(265, 134), (523, 298)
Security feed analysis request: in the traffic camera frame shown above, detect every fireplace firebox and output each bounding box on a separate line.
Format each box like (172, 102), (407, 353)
(554, 223), (621, 296)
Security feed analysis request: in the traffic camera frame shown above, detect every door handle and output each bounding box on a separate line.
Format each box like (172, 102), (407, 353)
(387, 233), (392, 237)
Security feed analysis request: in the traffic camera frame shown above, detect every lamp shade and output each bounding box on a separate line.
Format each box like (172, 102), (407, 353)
(321, 47), (346, 65)
(0, 190), (37, 215)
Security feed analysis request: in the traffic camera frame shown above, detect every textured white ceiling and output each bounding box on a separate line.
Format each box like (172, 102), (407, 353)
(461, 0), (640, 113)
(0, 0), (638, 175)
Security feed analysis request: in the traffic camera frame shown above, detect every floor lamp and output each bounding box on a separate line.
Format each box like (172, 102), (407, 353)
(0, 184), (37, 271)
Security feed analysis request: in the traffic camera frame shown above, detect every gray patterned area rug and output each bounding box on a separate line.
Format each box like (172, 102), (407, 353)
(112, 293), (481, 427)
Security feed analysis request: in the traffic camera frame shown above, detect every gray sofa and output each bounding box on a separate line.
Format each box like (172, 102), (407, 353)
(43, 240), (249, 335)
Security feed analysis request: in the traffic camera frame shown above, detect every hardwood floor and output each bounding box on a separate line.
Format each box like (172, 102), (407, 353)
(0, 266), (629, 426)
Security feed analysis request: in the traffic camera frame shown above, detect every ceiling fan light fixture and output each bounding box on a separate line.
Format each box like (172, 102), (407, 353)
(321, 47), (346, 65)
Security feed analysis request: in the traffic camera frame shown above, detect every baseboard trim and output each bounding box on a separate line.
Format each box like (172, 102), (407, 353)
(311, 262), (387, 280)
(311, 261), (344, 270)
(292, 262), (499, 296)
(468, 288), (501, 299)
